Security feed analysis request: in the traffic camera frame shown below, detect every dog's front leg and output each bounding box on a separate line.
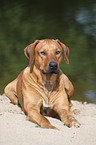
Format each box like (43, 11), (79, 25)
(53, 95), (80, 128)
(54, 105), (80, 128)
(55, 107), (80, 127)
(25, 104), (56, 129)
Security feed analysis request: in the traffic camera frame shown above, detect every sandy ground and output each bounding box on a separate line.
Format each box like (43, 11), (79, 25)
(0, 94), (96, 145)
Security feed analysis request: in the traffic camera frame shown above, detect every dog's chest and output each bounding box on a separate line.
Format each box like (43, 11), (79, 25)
(26, 70), (61, 105)
(41, 86), (61, 108)
(43, 100), (53, 109)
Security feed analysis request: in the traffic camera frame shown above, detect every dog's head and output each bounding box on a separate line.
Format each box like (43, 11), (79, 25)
(24, 39), (69, 74)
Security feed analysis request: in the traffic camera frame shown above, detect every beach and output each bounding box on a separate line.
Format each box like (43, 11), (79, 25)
(0, 94), (96, 145)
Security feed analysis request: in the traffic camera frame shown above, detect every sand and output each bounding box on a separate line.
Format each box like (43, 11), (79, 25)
(0, 94), (96, 145)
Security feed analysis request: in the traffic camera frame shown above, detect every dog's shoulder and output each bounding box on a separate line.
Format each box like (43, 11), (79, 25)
(23, 66), (30, 75)
(59, 70), (69, 81)
(59, 70), (67, 81)
(59, 71), (72, 87)
(21, 66), (33, 82)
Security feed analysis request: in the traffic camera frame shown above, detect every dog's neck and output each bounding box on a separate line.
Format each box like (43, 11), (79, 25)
(31, 65), (60, 92)
(43, 73), (60, 92)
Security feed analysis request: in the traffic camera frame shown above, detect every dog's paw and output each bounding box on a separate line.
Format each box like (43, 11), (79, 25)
(41, 124), (58, 129)
(69, 116), (81, 128)
(71, 121), (81, 128)
(49, 125), (58, 130)
(40, 122), (58, 129)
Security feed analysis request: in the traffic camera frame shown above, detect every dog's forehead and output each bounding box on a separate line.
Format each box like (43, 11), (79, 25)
(36, 39), (62, 51)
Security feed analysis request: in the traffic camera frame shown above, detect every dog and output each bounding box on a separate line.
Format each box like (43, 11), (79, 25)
(5, 39), (80, 129)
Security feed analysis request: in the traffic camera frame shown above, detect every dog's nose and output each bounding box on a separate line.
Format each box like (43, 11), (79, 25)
(49, 62), (58, 69)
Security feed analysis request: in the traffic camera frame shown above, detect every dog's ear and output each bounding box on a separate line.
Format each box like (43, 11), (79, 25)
(56, 39), (69, 64)
(24, 40), (39, 72)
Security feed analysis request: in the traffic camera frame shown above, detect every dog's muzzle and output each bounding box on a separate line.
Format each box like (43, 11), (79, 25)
(42, 61), (59, 74)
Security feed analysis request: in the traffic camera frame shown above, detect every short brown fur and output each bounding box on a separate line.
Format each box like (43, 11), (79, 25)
(5, 39), (80, 129)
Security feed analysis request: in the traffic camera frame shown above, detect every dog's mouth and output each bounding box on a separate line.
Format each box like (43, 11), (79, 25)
(42, 69), (59, 74)
(42, 61), (59, 74)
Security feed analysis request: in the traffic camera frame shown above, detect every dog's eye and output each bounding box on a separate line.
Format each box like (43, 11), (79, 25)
(56, 51), (61, 55)
(40, 51), (46, 55)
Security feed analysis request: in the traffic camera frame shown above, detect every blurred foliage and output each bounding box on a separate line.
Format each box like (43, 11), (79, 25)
(0, 0), (96, 103)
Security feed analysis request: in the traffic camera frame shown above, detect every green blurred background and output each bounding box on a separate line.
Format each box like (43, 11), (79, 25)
(0, 0), (96, 103)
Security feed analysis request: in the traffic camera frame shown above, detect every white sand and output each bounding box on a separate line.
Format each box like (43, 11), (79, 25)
(0, 94), (96, 145)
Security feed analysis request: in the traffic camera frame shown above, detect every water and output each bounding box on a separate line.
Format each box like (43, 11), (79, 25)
(0, 0), (96, 103)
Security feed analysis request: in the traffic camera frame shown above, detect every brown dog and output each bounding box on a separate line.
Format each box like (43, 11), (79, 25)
(5, 39), (80, 129)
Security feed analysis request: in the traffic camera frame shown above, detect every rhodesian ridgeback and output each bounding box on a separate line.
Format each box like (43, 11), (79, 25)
(5, 39), (80, 129)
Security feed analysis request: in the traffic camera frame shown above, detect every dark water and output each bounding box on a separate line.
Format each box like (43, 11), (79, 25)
(0, 0), (96, 103)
